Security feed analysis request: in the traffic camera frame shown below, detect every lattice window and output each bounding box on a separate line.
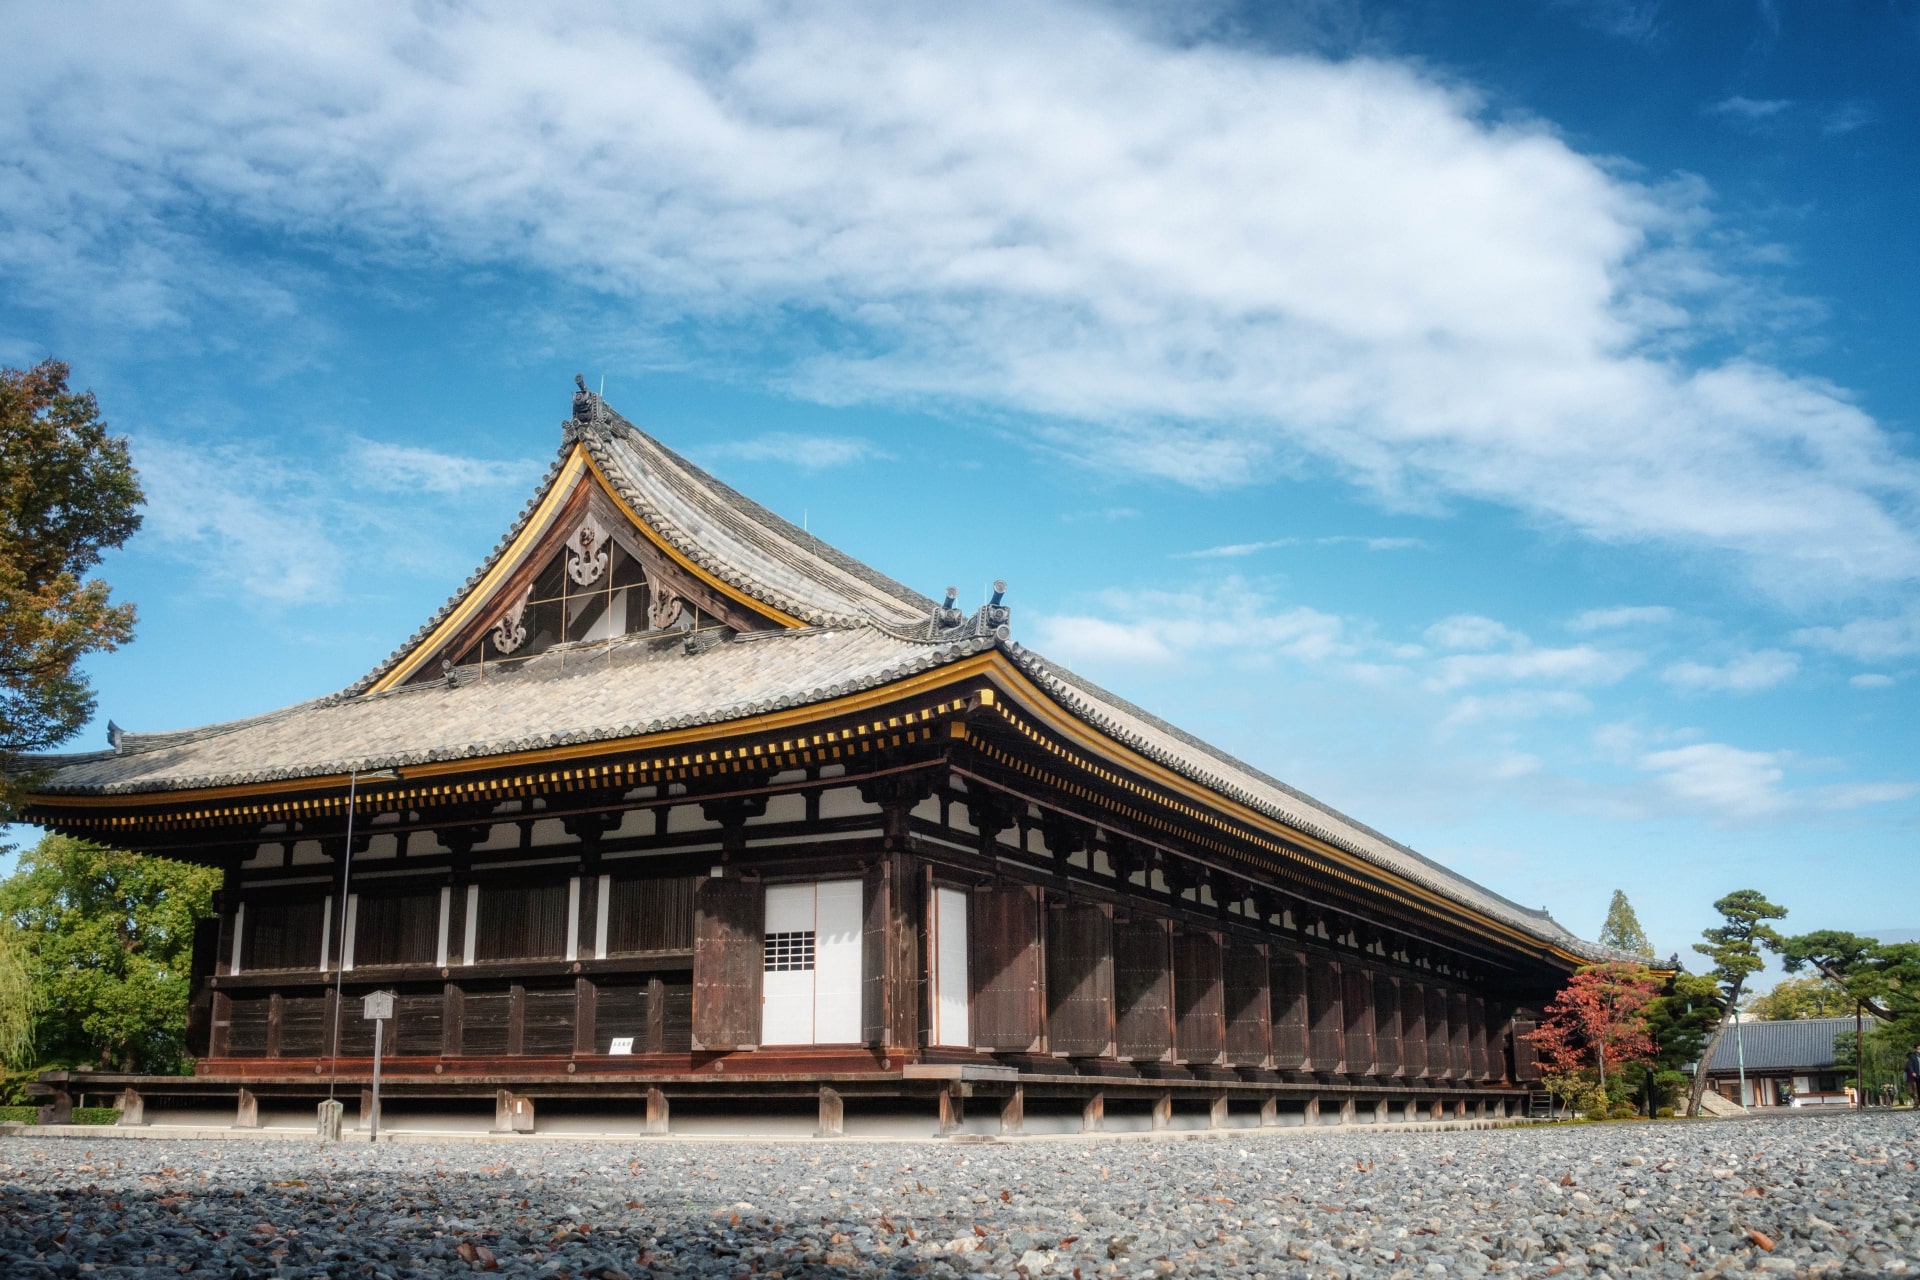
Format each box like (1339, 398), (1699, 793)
(764, 930), (816, 972)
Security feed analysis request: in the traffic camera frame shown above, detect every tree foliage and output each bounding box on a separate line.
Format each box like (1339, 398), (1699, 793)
(1779, 928), (1920, 1097)
(1528, 962), (1663, 1116)
(0, 834), (217, 1073)
(0, 359), (143, 819)
(1597, 890), (1655, 959)
(1685, 888), (1787, 1115)
(1746, 973), (1854, 1021)
(0, 919), (34, 1068)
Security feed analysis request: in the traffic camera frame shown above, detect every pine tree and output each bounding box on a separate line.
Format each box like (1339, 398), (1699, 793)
(1598, 890), (1655, 959)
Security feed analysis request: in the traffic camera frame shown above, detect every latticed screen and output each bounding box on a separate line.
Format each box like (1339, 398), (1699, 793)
(764, 930), (816, 972)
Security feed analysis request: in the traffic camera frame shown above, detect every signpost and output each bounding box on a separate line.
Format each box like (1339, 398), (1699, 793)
(363, 991), (395, 1140)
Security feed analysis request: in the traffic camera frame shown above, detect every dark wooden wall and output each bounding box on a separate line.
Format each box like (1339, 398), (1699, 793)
(1113, 914), (1174, 1063)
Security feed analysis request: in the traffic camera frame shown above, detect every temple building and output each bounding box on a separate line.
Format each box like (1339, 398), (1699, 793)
(18, 385), (1619, 1136)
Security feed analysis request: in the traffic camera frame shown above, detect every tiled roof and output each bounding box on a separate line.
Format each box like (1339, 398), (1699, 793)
(1703, 1017), (1859, 1072)
(33, 627), (990, 794)
(22, 390), (1624, 962)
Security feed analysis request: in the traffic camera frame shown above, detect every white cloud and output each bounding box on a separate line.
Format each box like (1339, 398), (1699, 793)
(1032, 582), (1351, 668)
(1567, 605), (1676, 632)
(349, 439), (541, 494)
(1637, 742), (1917, 822)
(703, 433), (888, 471)
(1708, 96), (1793, 122)
(134, 437), (346, 605)
(1660, 648), (1798, 693)
(1430, 645), (1641, 691)
(1794, 609), (1920, 661)
(1849, 673), (1895, 689)
(1424, 614), (1523, 651)
(1439, 690), (1591, 732)
(1180, 535), (1424, 559)
(3, 2), (1915, 598)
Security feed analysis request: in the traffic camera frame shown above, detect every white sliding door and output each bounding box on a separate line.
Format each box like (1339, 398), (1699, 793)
(931, 886), (971, 1047)
(761, 879), (863, 1045)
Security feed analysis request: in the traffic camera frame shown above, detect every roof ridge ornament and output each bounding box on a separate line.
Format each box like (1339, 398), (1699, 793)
(567, 372), (608, 440)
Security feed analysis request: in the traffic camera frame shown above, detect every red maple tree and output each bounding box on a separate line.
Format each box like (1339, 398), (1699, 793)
(1528, 962), (1662, 1091)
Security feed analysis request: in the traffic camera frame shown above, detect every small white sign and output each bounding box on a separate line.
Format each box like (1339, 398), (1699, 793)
(609, 1037), (634, 1055)
(362, 991), (395, 1021)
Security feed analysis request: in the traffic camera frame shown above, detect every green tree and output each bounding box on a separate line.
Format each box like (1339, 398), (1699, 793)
(0, 359), (144, 821)
(1684, 889), (1787, 1116)
(1746, 973), (1854, 1021)
(1779, 929), (1920, 1100)
(0, 919), (34, 1066)
(0, 834), (218, 1072)
(1635, 970), (1720, 1113)
(1597, 890), (1655, 959)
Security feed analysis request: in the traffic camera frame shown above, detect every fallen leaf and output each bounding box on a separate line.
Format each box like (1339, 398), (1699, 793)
(456, 1241), (478, 1263)
(974, 1226), (988, 1238)
(1000, 1190), (1011, 1203)
(1559, 1175), (1575, 1187)
(1747, 1229), (1775, 1253)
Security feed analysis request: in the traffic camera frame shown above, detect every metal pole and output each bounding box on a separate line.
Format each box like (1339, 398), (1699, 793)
(1735, 1002), (1747, 1108)
(327, 771), (361, 1103)
(370, 1016), (383, 1141)
(1856, 1002), (1866, 1108)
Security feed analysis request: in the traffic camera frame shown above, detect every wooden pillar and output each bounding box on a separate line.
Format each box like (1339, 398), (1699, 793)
(1302, 1095), (1319, 1126)
(1208, 1091), (1228, 1129)
(235, 1088), (260, 1129)
(266, 993), (286, 1059)
(817, 1087), (844, 1138)
(1375, 1097), (1391, 1124)
(1338, 1095), (1356, 1125)
(1081, 1092), (1104, 1133)
(1151, 1089), (1173, 1130)
(574, 978), (597, 1055)
(115, 1088), (145, 1126)
(645, 1087), (669, 1135)
(1430, 1099), (1444, 1123)
(1259, 1096), (1277, 1127)
(938, 1084), (964, 1135)
(999, 1085), (1025, 1136)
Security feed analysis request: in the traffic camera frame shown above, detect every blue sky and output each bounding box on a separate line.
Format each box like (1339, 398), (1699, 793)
(3, 0), (1915, 982)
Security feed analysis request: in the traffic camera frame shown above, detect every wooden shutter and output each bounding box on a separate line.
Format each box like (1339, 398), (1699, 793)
(691, 876), (763, 1051)
(1114, 915), (1174, 1063)
(1450, 990), (1472, 1079)
(1270, 949), (1310, 1070)
(607, 875), (697, 954)
(1342, 966), (1375, 1075)
(971, 884), (1043, 1052)
(353, 890), (439, 967)
(1372, 973), (1402, 1077)
(1307, 955), (1345, 1073)
(1223, 939), (1272, 1069)
(862, 862), (890, 1047)
(241, 898), (325, 971)
(1045, 900), (1114, 1058)
(1173, 928), (1226, 1066)
(1401, 981), (1427, 1078)
(1425, 985), (1451, 1079)
(1511, 1017), (1542, 1082)
(1469, 996), (1490, 1080)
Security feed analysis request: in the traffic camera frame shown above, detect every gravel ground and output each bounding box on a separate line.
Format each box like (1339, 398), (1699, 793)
(2, 1111), (1915, 1279)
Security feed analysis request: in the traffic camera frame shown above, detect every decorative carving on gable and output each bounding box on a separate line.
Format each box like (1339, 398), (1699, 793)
(648, 587), (685, 631)
(565, 514), (610, 586)
(490, 585), (532, 654)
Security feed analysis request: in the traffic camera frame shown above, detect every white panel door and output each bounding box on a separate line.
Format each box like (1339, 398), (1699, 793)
(762, 883), (817, 1046)
(813, 880), (863, 1044)
(761, 880), (864, 1045)
(932, 887), (970, 1047)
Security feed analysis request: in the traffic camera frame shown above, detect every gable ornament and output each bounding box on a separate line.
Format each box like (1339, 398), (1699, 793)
(565, 514), (610, 586)
(491, 585), (532, 654)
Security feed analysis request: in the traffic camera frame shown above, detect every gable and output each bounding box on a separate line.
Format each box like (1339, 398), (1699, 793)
(368, 445), (802, 692)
